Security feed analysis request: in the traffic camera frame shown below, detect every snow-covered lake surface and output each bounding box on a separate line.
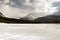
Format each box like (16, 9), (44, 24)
(0, 24), (60, 40)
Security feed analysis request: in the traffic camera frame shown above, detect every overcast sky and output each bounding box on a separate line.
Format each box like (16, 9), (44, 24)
(0, 0), (60, 19)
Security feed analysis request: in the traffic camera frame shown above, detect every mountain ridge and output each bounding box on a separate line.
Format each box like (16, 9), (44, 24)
(0, 12), (60, 23)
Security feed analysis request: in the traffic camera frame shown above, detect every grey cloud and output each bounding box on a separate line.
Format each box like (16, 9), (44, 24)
(9, 0), (24, 8)
(0, 0), (24, 8)
(52, 1), (60, 10)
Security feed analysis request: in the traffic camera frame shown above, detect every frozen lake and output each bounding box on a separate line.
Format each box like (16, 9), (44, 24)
(0, 24), (60, 40)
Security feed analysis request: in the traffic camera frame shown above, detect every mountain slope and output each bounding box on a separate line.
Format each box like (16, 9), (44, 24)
(0, 12), (34, 23)
(0, 12), (60, 23)
(34, 15), (60, 23)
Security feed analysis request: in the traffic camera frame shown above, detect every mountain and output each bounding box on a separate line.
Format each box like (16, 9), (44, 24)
(0, 12), (34, 23)
(0, 12), (60, 23)
(34, 15), (60, 23)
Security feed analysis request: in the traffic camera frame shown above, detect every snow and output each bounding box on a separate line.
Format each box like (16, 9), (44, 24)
(0, 24), (60, 40)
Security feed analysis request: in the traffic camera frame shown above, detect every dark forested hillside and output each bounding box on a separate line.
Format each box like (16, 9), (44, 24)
(0, 12), (60, 23)
(34, 15), (60, 23)
(0, 12), (34, 23)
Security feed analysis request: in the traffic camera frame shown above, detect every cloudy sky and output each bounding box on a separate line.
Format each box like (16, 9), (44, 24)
(0, 0), (60, 19)
(0, 0), (30, 19)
